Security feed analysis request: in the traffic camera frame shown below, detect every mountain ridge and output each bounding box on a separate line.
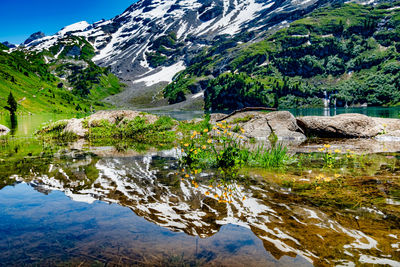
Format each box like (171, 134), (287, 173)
(20, 0), (381, 109)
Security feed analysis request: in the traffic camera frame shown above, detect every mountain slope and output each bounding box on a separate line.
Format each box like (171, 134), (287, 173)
(23, 0), (369, 109)
(164, 1), (400, 110)
(0, 36), (123, 113)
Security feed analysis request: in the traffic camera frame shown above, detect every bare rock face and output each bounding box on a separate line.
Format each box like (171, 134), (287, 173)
(87, 110), (159, 125)
(372, 117), (400, 141)
(215, 111), (306, 143)
(63, 118), (87, 137)
(265, 111), (306, 142)
(63, 110), (161, 137)
(0, 124), (10, 136)
(297, 114), (382, 138)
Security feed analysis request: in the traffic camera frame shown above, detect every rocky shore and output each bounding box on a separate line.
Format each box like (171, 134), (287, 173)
(39, 110), (400, 154)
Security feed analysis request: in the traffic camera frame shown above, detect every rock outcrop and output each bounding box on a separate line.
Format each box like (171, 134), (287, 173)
(63, 118), (86, 137)
(297, 114), (382, 138)
(212, 111), (306, 144)
(372, 117), (400, 141)
(62, 110), (160, 137)
(0, 124), (10, 136)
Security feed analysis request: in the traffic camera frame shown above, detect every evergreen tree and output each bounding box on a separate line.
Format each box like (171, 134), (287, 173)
(5, 92), (18, 115)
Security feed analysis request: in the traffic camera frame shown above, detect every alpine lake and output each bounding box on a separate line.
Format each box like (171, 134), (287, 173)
(1, 107), (400, 267)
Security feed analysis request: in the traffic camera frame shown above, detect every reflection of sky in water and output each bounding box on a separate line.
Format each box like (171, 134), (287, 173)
(0, 183), (310, 266)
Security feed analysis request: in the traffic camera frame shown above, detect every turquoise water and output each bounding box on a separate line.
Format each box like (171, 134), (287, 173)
(1, 107), (399, 138)
(287, 106), (400, 118)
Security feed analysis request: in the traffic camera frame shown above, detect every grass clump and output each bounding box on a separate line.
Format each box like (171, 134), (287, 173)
(35, 120), (78, 142)
(87, 116), (176, 147)
(250, 144), (292, 169)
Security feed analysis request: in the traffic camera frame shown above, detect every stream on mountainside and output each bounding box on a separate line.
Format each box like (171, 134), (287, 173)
(0, 107), (400, 266)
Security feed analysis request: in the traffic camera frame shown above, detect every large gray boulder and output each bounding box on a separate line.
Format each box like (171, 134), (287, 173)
(297, 113), (382, 138)
(214, 111), (306, 143)
(265, 111), (306, 142)
(372, 117), (400, 141)
(63, 118), (86, 137)
(0, 124), (10, 136)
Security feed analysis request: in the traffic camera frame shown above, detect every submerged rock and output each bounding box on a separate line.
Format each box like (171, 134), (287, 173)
(0, 124), (10, 136)
(297, 113), (382, 138)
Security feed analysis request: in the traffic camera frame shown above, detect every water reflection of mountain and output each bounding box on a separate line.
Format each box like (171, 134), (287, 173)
(7, 151), (400, 266)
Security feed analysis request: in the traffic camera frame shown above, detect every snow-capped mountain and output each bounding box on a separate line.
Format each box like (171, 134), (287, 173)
(23, 1), (333, 80)
(23, 0), (381, 107)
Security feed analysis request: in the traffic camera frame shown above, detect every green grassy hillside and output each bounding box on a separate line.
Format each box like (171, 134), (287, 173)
(164, 2), (400, 110)
(0, 36), (123, 114)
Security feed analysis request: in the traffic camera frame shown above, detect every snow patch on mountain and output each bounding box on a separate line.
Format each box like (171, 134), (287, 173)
(133, 61), (186, 86)
(58, 21), (90, 36)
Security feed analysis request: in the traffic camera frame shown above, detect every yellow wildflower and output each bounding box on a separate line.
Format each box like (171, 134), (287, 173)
(207, 139), (212, 144)
(334, 174), (341, 178)
(334, 149), (341, 153)
(214, 194), (219, 198)
(202, 145), (207, 149)
(324, 144), (331, 148)
(228, 132), (232, 136)
(184, 143), (189, 147)
(185, 174), (190, 178)
(318, 148), (325, 152)
(204, 129), (209, 133)
(205, 191), (210, 196)
(213, 126), (218, 130)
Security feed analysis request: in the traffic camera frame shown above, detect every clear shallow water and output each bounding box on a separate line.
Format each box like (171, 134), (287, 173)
(0, 113), (79, 138)
(0, 147), (399, 266)
(287, 106), (400, 118)
(0, 107), (400, 266)
(0, 178), (308, 266)
(1, 107), (399, 137)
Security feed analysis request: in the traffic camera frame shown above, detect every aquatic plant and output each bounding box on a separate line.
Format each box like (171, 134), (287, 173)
(250, 143), (292, 169)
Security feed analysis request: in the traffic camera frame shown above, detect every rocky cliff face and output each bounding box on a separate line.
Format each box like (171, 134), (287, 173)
(23, 31), (46, 45)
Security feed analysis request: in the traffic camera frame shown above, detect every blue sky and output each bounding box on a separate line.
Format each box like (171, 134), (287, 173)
(0, 0), (137, 44)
